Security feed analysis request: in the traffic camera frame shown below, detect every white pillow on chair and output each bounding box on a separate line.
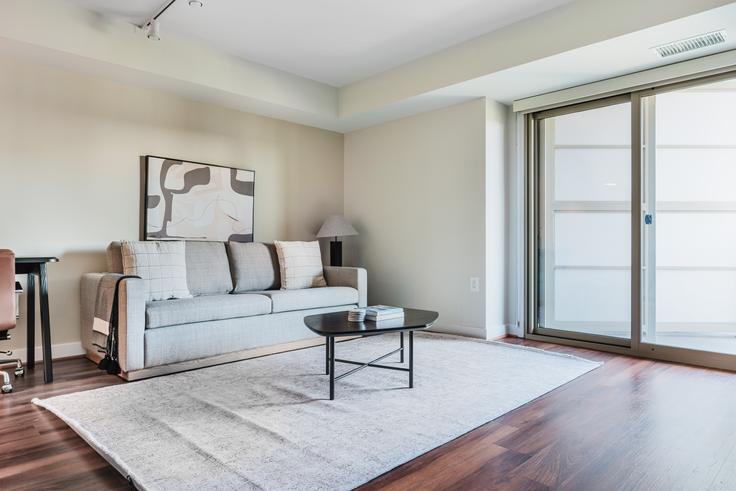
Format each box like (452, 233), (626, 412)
(121, 241), (192, 301)
(273, 240), (327, 290)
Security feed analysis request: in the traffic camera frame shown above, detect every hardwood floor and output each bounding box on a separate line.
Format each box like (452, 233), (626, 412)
(1, 340), (734, 490)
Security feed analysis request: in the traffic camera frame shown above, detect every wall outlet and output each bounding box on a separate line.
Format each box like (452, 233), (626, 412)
(469, 277), (480, 293)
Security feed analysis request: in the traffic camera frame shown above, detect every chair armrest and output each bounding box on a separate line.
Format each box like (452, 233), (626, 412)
(81, 273), (146, 372)
(323, 266), (367, 307)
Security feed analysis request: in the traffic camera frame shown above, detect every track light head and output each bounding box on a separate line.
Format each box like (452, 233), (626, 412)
(146, 19), (160, 41)
(141, 0), (202, 41)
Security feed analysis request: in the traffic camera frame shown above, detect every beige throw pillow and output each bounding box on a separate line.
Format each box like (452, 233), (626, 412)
(121, 240), (192, 301)
(273, 240), (327, 290)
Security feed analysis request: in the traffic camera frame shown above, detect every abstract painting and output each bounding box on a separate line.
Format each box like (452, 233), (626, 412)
(143, 156), (255, 242)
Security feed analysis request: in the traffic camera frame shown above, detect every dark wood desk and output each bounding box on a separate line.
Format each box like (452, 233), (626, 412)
(15, 257), (58, 383)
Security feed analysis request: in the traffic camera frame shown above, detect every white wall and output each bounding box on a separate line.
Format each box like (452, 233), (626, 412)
(344, 98), (509, 338)
(0, 52), (344, 358)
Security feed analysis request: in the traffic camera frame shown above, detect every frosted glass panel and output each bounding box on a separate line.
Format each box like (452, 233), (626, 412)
(555, 149), (630, 201)
(656, 213), (736, 267)
(657, 90), (736, 145)
(538, 100), (631, 340)
(554, 270), (630, 322)
(657, 149), (736, 202)
(555, 212), (629, 266)
(657, 271), (736, 324)
(643, 77), (736, 356)
(554, 103), (630, 145)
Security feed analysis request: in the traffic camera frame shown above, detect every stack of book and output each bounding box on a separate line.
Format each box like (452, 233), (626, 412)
(365, 305), (404, 322)
(348, 308), (366, 322)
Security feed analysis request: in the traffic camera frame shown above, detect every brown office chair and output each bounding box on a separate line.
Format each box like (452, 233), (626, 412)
(0, 250), (24, 393)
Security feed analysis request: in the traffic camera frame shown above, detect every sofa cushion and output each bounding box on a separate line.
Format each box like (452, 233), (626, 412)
(254, 286), (358, 313)
(185, 241), (233, 295)
(274, 240), (327, 290)
(227, 242), (280, 292)
(122, 240), (192, 301)
(146, 293), (271, 329)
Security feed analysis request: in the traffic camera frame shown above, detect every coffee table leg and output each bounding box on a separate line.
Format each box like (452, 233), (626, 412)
(329, 336), (335, 400)
(325, 336), (330, 375)
(409, 331), (414, 388)
(400, 332), (404, 363)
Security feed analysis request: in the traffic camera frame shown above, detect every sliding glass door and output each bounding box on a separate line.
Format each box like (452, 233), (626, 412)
(534, 98), (632, 345)
(528, 70), (736, 369)
(641, 77), (736, 356)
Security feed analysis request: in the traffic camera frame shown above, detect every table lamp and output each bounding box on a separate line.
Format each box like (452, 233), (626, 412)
(316, 215), (358, 266)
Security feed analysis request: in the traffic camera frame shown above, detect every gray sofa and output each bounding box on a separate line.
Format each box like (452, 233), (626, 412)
(81, 241), (367, 380)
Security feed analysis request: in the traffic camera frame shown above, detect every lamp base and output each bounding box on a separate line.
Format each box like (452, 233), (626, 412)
(329, 240), (342, 267)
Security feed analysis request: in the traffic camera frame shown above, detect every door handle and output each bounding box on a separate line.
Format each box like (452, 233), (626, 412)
(644, 214), (653, 225)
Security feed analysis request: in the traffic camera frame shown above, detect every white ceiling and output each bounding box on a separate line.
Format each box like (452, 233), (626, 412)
(66, 0), (573, 86)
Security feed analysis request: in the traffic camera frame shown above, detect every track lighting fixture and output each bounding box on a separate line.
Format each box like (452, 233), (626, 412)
(146, 19), (161, 41)
(140, 0), (203, 41)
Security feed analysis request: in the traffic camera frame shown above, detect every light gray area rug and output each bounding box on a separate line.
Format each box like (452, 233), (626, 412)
(34, 333), (600, 490)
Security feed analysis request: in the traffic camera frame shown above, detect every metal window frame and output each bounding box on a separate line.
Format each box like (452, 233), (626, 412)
(530, 95), (634, 348)
(524, 68), (736, 372)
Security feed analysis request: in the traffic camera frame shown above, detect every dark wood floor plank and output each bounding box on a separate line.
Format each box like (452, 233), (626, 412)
(1, 341), (734, 490)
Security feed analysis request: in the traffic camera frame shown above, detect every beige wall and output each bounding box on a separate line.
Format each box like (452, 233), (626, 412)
(0, 52), (344, 358)
(344, 99), (508, 338)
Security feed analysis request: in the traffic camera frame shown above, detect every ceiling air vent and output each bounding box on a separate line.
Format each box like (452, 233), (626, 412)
(653, 30), (727, 58)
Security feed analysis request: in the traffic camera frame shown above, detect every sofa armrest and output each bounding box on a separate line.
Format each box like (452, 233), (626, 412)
(80, 273), (146, 372)
(323, 266), (367, 307)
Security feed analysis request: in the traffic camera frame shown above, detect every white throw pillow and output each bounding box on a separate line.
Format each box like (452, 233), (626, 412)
(121, 240), (192, 301)
(273, 240), (327, 290)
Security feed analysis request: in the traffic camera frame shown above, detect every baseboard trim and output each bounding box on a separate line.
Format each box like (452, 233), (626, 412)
(485, 324), (508, 340)
(12, 342), (85, 363)
(429, 324), (486, 339)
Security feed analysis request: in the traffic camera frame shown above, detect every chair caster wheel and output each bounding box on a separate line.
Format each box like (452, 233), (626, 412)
(14, 369), (24, 377)
(1, 384), (12, 394)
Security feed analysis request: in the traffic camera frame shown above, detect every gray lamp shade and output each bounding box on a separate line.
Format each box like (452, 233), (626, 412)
(316, 215), (358, 239)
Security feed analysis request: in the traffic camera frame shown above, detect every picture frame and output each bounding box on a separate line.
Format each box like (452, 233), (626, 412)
(141, 155), (255, 242)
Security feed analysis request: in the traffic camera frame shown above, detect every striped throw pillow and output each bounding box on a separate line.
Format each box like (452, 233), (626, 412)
(273, 240), (327, 290)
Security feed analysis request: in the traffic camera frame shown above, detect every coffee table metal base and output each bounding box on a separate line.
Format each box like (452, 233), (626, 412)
(325, 331), (414, 400)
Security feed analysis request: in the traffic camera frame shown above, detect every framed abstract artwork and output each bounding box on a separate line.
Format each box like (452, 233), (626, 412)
(142, 156), (255, 242)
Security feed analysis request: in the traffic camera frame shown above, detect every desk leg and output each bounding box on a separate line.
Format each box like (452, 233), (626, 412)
(39, 263), (53, 383)
(26, 273), (35, 369)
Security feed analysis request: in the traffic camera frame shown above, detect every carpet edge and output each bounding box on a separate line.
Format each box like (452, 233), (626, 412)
(32, 397), (144, 490)
(422, 332), (604, 367)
